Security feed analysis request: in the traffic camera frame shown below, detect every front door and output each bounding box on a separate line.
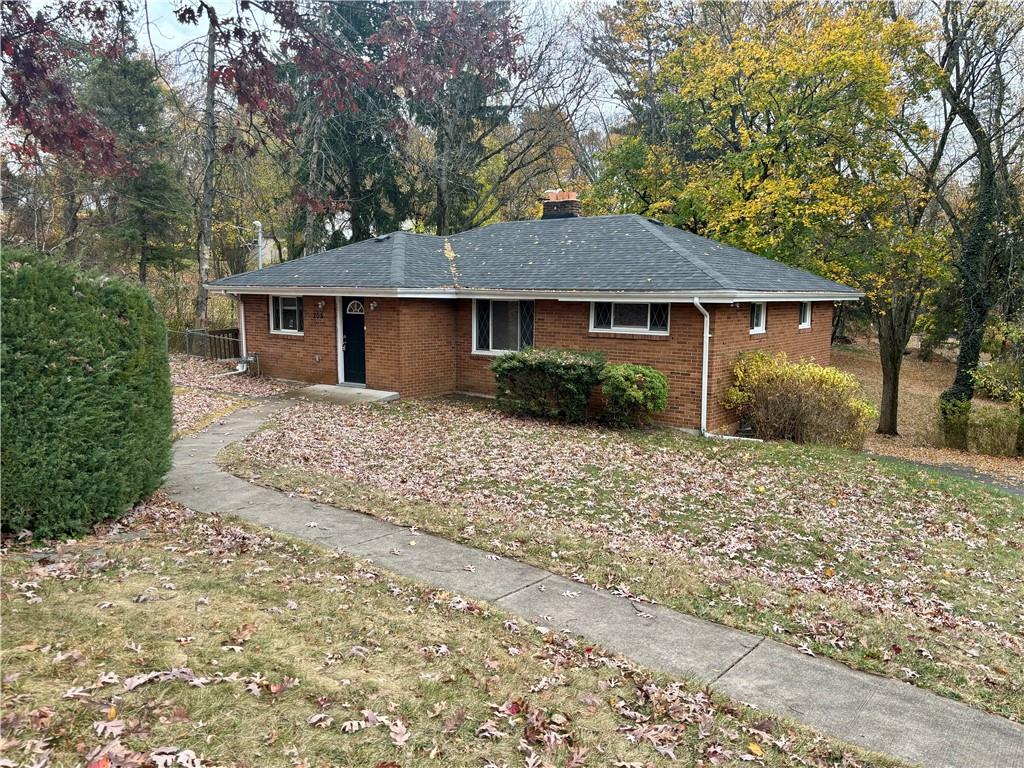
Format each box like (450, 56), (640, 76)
(341, 297), (366, 385)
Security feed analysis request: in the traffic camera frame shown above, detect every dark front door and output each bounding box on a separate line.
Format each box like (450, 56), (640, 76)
(341, 297), (366, 385)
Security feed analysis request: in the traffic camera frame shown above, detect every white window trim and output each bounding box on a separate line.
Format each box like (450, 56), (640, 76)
(588, 302), (670, 336)
(471, 298), (522, 356)
(269, 295), (304, 336)
(798, 301), (812, 329)
(749, 302), (767, 335)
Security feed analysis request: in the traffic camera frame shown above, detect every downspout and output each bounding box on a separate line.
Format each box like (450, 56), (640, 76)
(237, 295), (247, 359)
(231, 294), (250, 374)
(693, 298), (710, 435)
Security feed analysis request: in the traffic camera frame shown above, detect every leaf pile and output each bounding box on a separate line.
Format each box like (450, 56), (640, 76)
(170, 355), (298, 398)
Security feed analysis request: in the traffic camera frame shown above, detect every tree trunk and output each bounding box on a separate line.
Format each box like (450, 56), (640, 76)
(59, 171), (81, 261)
(874, 292), (918, 436)
(941, 162), (997, 408)
(878, 351), (902, 435)
(195, 17), (217, 329)
(831, 302), (846, 344)
(348, 163), (369, 242)
(1016, 401), (1024, 458)
(436, 126), (450, 236)
(300, 107), (325, 256)
(139, 248), (148, 285)
(876, 318), (904, 435)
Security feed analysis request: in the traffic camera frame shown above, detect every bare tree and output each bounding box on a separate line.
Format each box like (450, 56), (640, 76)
(194, 12), (217, 328)
(891, 0), (1024, 440)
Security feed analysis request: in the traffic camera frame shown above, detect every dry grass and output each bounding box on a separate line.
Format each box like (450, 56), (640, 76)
(0, 495), (901, 768)
(832, 343), (1024, 484)
(221, 398), (1024, 721)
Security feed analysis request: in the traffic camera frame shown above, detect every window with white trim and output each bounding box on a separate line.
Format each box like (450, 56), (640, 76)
(749, 302), (766, 334)
(590, 302), (669, 334)
(798, 301), (812, 329)
(473, 299), (534, 354)
(270, 296), (304, 334)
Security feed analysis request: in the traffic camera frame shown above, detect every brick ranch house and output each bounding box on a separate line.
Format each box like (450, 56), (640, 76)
(207, 194), (860, 432)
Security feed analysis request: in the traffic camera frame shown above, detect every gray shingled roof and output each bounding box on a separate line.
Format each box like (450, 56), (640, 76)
(208, 214), (858, 297)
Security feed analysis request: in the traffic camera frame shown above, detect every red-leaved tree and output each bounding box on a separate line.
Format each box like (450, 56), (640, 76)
(1, 0), (128, 173)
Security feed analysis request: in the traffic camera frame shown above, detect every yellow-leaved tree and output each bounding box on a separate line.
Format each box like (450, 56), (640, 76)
(589, 0), (949, 435)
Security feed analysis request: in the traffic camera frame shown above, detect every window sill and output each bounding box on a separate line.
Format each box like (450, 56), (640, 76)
(589, 328), (669, 338)
(471, 349), (511, 357)
(798, 324), (812, 330)
(270, 329), (304, 337)
(749, 329), (766, 336)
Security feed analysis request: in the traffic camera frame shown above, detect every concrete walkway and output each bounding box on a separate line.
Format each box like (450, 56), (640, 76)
(165, 402), (1024, 768)
(868, 452), (1024, 497)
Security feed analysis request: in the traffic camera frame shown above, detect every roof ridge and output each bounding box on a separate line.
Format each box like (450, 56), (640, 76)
(389, 232), (406, 286)
(632, 216), (733, 291)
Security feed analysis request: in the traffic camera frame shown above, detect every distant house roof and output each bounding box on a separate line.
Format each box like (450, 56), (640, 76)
(208, 214), (860, 301)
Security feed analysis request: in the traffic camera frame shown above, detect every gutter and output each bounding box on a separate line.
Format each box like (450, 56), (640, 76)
(693, 297), (710, 435)
(208, 285), (863, 303)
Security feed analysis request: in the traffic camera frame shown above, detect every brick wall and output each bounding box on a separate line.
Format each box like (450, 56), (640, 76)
(241, 294), (834, 433)
(706, 301), (833, 431)
(241, 295), (338, 384)
(454, 299), (497, 395)
(364, 298), (400, 390)
(363, 297), (457, 396)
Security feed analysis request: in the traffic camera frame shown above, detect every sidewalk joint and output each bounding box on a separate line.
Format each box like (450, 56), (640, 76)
(491, 574), (551, 604)
(712, 635), (765, 684)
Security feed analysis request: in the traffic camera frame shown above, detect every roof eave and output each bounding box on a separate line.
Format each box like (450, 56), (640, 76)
(205, 284), (861, 302)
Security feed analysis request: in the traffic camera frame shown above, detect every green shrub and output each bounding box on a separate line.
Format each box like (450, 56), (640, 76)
(938, 397), (971, 451)
(967, 404), (1023, 457)
(723, 350), (876, 449)
(600, 363), (669, 427)
(491, 348), (605, 422)
(937, 398), (1023, 457)
(972, 360), (1022, 403)
(1, 251), (173, 538)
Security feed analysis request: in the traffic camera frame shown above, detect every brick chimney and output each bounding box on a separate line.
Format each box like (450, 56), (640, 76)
(541, 189), (581, 219)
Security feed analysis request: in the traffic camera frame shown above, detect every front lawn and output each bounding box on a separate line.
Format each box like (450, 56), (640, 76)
(0, 495), (899, 768)
(221, 397), (1024, 721)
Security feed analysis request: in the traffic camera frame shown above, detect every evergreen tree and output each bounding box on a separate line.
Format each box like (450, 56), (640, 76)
(80, 54), (188, 282)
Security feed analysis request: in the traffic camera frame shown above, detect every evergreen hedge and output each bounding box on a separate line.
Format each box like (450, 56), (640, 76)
(1, 251), (173, 538)
(491, 348), (605, 422)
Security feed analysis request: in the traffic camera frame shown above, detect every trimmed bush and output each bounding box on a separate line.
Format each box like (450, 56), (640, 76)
(1, 251), (173, 538)
(724, 350), (875, 449)
(600, 363), (669, 427)
(491, 347), (605, 422)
